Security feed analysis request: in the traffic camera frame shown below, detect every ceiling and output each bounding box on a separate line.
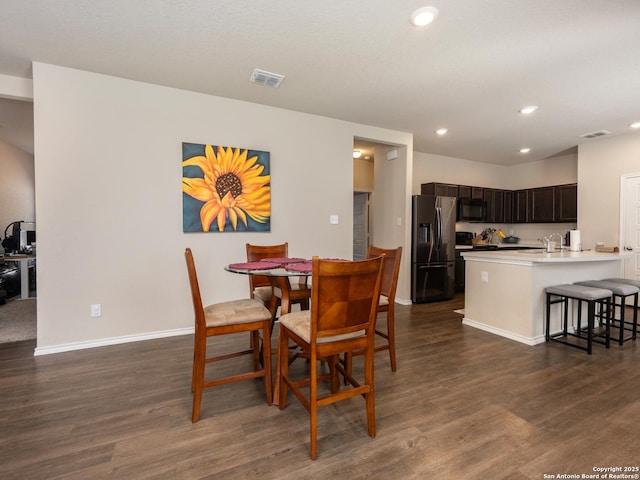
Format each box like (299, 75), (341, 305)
(1, 0), (640, 164)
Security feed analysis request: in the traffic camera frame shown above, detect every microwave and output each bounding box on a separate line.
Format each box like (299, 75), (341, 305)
(458, 198), (485, 221)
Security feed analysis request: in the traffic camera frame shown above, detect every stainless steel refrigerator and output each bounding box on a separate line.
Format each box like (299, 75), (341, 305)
(411, 195), (457, 303)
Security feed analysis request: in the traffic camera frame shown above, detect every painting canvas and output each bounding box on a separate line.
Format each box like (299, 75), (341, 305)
(182, 143), (271, 232)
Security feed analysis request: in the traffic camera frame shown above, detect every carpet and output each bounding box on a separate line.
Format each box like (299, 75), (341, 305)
(454, 309), (465, 315)
(0, 298), (36, 343)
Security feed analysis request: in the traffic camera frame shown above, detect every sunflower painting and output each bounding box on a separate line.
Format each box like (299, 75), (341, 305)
(182, 143), (271, 232)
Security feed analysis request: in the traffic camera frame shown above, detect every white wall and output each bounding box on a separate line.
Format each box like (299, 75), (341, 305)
(578, 131), (640, 248)
(412, 150), (577, 194)
(32, 63), (412, 353)
(412, 150), (578, 242)
(353, 157), (374, 192)
(0, 140), (35, 249)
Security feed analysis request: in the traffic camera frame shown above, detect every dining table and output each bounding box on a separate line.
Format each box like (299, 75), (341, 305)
(225, 257), (313, 404)
(225, 257), (311, 319)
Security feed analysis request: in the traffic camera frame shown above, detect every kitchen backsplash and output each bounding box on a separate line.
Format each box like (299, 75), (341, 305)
(456, 221), (577, 245)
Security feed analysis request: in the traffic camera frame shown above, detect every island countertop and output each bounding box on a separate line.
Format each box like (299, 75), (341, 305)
(461, 248), (629, 264)
(460, 248), (628, 345)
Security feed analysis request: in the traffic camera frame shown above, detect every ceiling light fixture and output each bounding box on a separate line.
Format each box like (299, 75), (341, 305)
(519, 105), (538, 115)
(410, 6), (439, 27)
(353, 150), (362, 158)
(435, 128), (448, 135)
(519, 148), (531, 154)
(630, 121), (640, 129)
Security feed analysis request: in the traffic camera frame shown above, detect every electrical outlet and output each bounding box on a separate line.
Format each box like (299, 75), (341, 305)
(481, 272), (489, 283)
(91, 304), (102, 317)
(329, 215), (339, 225)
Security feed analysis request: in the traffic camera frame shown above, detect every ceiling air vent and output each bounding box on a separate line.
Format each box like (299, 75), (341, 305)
(249, 69), (285, 88)
(580, 130), (612, 139)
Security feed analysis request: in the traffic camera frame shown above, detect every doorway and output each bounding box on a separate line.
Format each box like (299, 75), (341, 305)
(353, 192), (370, 260)
(621, 173), (640, 279)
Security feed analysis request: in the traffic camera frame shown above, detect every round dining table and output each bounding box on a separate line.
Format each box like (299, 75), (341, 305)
(225, 259), (311, 320)
(225, 259), (312, 405)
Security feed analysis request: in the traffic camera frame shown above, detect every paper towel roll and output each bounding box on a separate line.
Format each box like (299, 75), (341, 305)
(569, 230), (581, 251)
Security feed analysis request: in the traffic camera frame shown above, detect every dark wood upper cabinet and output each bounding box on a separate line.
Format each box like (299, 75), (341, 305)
(421, 182), (576, 224)
(458, 185), (484, 200)
(527, 187), (555, 223)
(554, 184), (578, 222)
(484, 188), (506, 223)
(421, 182), (459, 198)
(513, 190), (528, 223)
(503, 190), (513, 223)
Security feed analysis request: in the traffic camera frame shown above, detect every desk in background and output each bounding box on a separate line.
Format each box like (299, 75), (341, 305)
(3, 254), (36, 300)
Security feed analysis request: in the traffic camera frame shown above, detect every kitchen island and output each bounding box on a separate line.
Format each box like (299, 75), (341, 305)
(460, 249), (628, 345)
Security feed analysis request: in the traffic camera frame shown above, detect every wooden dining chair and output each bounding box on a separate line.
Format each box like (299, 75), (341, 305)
(277, 255), (384, 459)
(246, 242), (311, 321)
(185, 248), (273, 423)
(344, 245), (403, 374)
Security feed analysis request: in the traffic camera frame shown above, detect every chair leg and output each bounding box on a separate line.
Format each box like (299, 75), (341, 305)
(310, 350), (318, 460)
(387, 311), (397, 372)
(278, 326), (289, 410)
(262, 322), (272, 406)
(364, 345), (376, 438)
(191, 337), (206, 423)
(342, 352), (353, 385)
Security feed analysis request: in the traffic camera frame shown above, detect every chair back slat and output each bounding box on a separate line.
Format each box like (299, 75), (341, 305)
(367, 245), (402, 301)
(246, 242), (288, 291)
(184, 248), (205, 331)
(311, 256), (384, 339)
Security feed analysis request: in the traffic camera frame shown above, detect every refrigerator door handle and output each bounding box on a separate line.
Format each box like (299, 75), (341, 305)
(435, 207), (442, 250)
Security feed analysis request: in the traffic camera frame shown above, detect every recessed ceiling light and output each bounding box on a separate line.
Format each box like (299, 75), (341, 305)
(435, 128), (448, 135)
(353, 150), (362, 159)
(518, 106), (538, 115)
(519, 148), (531, 154)
(410, 6), (438, 27)
(630, 121), (640, 129)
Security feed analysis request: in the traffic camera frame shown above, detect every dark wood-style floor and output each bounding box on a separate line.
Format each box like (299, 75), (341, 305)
(1, 294), (639, 479)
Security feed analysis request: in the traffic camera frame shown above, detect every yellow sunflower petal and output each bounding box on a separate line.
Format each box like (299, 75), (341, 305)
(216, 209), (227, 232)
(182, 155), (214, 178)
(234, 207), (248, 226)
(228, 207), (238, 230)
(183, 178), (215, 202)
(200, 200), (222, 232)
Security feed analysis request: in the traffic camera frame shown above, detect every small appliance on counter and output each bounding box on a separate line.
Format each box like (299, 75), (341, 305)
(455, 231), (475, 246)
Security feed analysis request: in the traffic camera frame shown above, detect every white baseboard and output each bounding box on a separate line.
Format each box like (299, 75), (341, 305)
(33, 327), (194, 356)
(462, 317), (545, 346)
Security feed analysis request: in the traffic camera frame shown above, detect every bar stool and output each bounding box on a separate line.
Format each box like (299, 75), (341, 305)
(545, 284), (613, 354)
(575, 280), (638, 345)
(597, 278), (640, 343)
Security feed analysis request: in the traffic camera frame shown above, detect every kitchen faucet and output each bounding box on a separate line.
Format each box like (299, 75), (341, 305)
(549, 233), (565, 250)
(539, 233), (565, 252)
